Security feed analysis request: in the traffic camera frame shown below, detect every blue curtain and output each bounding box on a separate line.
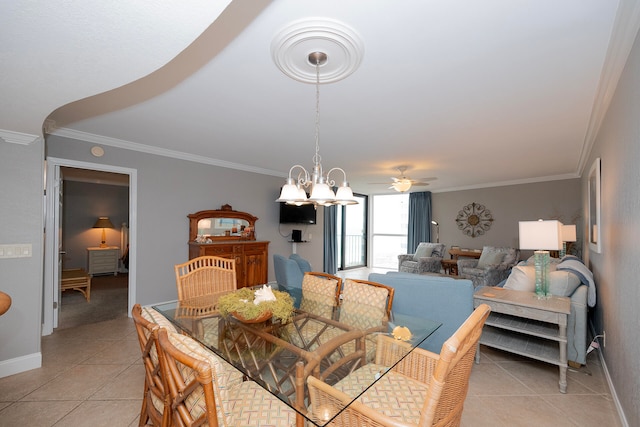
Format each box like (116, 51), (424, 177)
(323, 205), (337, 273)
(407, 191), (432, 253)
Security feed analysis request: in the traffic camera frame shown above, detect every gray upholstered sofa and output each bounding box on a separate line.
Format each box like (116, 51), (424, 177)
(493, 256), (589, 365)
(397, 242), (446, 274)
(368, 271), (474, 354)
(458, 246), (520, 288)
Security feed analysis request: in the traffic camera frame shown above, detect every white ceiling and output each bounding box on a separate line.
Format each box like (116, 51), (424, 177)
(4, 1), (640, 194)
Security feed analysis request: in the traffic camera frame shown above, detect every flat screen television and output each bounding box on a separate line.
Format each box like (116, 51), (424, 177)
(279, 202), (317, 224)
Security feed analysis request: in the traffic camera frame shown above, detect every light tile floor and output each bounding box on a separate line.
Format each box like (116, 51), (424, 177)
(0, 308), (623, 426)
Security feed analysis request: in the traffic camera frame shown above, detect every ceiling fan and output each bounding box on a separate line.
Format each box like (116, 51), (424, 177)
(374, 166), (436, 193)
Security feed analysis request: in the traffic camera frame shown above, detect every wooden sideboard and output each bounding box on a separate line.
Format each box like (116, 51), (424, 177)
(188, 241), (269, 289)
(187, 205), (268, 289)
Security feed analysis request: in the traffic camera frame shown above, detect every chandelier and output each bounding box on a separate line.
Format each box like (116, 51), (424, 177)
(276, 52), (357, 207)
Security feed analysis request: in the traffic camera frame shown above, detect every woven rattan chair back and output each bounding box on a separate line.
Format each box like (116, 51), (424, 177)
(131, 304), (171, 427)
(156, 328), (221, 427)
(302, 272), (342, 305)
(340, 278), (395, 317)
(174, 256), (237, 311)
(307, 303), (491, 427)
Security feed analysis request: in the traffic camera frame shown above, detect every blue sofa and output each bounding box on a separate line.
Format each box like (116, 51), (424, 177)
(368, 272), (474, 354)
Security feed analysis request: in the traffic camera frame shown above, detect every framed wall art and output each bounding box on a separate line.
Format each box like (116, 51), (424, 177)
(588, 157), (601, 253)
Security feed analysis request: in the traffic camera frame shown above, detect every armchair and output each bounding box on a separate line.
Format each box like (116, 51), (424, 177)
(273, 254), (312, 291)
(458, 246), (520, 288)
(398, 242), (446, 274)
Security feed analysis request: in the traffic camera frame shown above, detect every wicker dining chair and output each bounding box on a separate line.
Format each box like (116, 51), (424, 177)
(174, 256), (237, 317)
(132, 304), (175, 427)
(156, 328), (297, 427)
(340, 278), (395, 317)
(303, 272), (342, 301)
(307, 303), (492, 427)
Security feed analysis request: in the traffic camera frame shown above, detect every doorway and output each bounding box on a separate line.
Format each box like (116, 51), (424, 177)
(43, 157), (137, 335)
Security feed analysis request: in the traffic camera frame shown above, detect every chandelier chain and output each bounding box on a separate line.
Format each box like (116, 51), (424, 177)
(313, 57), (321, 168)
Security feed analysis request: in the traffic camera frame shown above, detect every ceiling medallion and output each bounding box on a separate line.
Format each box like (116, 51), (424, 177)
(271, 18), (364, 84)
(455, 202), (494, 238)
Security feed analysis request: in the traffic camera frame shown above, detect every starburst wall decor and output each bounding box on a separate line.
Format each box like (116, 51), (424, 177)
(455, 202), (494, 237)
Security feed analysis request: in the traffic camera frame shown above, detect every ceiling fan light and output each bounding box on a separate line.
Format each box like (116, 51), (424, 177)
(391, 180), (412, 193)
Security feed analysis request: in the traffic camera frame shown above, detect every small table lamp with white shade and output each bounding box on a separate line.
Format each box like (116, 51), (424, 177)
(560, 224), (577, 258)
(93, 216), (114, 248)
(519, 220), (563, 299)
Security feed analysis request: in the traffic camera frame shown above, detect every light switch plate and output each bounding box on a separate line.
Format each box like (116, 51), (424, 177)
(0, 244), (32, 258)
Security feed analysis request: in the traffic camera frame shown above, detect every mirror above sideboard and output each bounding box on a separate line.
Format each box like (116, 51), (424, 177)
(188, 204), (258, 242)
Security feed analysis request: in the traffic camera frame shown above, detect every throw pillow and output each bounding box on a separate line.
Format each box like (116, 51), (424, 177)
(503, 265), (536, 291)
(548, 271), (582, 297)
(413, 243), (434, 261)
(476, 248), (506, 269)
(503, 265), (581, 297)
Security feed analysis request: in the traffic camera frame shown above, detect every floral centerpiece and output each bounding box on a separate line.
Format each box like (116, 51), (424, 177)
(218, 285), (294, 324)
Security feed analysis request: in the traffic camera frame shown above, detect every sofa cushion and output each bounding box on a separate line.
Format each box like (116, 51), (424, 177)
(504, 265), (582, 297)
(413, 243), (434, 261)
(477, 249), (506, 268)
(503, 265), (536, 291)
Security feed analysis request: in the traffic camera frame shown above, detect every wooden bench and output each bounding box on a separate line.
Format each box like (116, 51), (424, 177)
(61, 269), (91, 302)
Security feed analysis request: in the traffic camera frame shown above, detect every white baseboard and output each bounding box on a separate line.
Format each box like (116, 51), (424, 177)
(0, 352), (42, 379)
(589, 322), (628, 427)
(596, 347), (629, 427)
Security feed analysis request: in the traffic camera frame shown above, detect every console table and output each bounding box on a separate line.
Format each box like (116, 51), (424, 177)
(473, 286), (571, 393)
(448, 248), (482, 260)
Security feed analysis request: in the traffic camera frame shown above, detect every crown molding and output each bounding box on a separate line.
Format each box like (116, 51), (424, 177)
(431, 173), (580, 194)
(47, 127), (285, 178)
(578, 0), (640, 176)
(0, 129), (40, 145)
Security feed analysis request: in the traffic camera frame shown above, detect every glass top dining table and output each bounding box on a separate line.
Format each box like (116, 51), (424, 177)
(154, 286), (441, 427)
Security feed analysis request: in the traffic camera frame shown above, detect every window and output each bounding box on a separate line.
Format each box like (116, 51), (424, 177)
(371, 194), (409, 269)
(336, 194), (368, 270)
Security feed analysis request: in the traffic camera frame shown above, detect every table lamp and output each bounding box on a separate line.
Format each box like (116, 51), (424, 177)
(93, 216), (114, 248)
(560, 224), (577, 258)
(518, 220), (562, 298)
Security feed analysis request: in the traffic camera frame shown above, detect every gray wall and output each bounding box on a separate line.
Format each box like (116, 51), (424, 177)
(432, 179), (582, 259)
(584, 21), (640, 426)
(0, 139), (44, 369)
(62, 181), (129, 270)
(46, 135), (326, 306)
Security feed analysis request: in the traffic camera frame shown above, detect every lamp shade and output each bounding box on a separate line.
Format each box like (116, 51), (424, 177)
(308, 182), (335, 205)
(93, 217), (114, 229)
(562, 224), (577, 242)
(519, 220), (562, 250)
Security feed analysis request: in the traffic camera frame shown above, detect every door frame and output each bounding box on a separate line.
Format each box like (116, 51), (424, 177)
(43, 157), (137, 335)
